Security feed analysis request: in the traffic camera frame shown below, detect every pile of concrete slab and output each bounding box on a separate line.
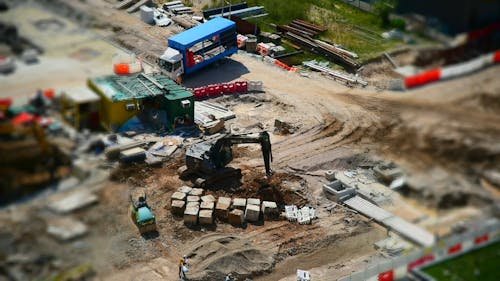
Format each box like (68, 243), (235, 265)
(285, 205), (316, 224)
(170, 186), (279, 226)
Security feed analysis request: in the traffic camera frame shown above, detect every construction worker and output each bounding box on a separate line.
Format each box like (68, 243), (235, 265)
(225, 273), (234, 281)
(179, 257), (184, 279)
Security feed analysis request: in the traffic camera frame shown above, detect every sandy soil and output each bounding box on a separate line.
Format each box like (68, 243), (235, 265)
(1, 1), (499, 280)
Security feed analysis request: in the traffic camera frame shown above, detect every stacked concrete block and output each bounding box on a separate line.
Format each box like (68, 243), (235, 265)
(200, 201), (214, 210)
(186, 201), (199, 209)
(245, 204), (260, 222)
(178, 185), (193, 194)
(201, 194), (216, 203)
(247, 198), (261, 206)
(232, 198), (247, 211)
(215, 197), (232, 221)
(189, 188), (204, 197)
(261, 201), (279, 220)
(199, 210), (214, 225)
(171, 200), (186, 216)
(171, 192), (186, 203)
(187, 195), (200, 203)
(183, 206), (199, 225)
(228, 209), (245, 225)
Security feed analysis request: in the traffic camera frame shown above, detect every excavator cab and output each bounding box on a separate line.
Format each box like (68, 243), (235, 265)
(180, 131), (273, 188)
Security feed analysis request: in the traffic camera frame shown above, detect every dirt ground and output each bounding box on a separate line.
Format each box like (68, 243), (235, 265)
(1, 1), (499, 281)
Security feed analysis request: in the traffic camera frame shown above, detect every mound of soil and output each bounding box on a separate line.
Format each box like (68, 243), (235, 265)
(185, 234), (274, 281)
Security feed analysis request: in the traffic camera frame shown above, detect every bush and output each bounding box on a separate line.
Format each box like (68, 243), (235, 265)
(390, 18), (406, 31)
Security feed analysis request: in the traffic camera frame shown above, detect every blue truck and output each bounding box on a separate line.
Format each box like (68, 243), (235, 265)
(158, 17), (238, 82)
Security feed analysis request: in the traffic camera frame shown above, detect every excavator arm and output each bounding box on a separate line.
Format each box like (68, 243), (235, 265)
(220, 131), (273, 176)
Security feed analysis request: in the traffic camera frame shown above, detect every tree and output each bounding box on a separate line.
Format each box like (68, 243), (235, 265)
(374, 0), (398, 27)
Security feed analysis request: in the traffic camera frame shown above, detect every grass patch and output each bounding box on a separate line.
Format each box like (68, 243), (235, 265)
(423, 242), (500, 281)
(244, 0), (403, 62)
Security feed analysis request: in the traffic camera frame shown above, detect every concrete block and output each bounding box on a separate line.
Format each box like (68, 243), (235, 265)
(177, 185), (193, 194)
(189, 188), (204, 196)
(245, 204), (260, 222)
(247, 198), (261, 206)
(199, 210), (214, 225)
(186, 202), (199, 209)
(218, 197), (232, 205)
(262, 201), (279, 220)
(215, 199), (231, 221)
(187, 195), (200, 203)
(232, 198), (246, 211)
(183, 207), (199, 225)
(48, 190), (98, 214)
(171, 200), (185, 216)
(171, 192), (186, 203)
(201, 194), (216, 203)
(46, 217), (88, 241)
(200, 201), (214, 210)
(228, 209), (245, 225)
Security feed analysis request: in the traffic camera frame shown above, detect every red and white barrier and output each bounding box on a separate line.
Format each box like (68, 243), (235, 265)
(404, 50), (500, 89)
(190, 81), (262, 100)
(337, 221), (499, 281)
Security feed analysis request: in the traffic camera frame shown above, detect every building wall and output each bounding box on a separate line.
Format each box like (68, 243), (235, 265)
(87, 79), (140, 131)
(161, 95), (195, 129)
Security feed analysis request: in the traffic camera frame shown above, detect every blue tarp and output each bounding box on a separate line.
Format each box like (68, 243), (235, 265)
(168, 17), (235, 49)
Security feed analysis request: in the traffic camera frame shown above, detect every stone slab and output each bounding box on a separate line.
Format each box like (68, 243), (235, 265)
(199, 210), (214, 225)
(187, 195), (200, 203)
(200, 201), (214, 210)
(201, 194), (216, 203)
(171, 200), (185, 216)
(171, 192), (186, 202)
(232, 198), (246, 211)
(228, 209), (244, 225)
(262, 201), (279, 220)
(247, 198), (261, 206)
(189, 188), (204, 196)
(245, 204), (260, 222)
(48, 190), (98, 214)
(183, 207), (199, 225)
(46, 217), (88, 241)
(177, 185), (193, 194)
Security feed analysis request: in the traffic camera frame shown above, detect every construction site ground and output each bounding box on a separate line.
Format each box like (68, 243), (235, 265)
(1, 1), (500, 280)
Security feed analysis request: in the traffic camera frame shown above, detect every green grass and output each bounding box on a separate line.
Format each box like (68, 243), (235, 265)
(423, 242), (500, 281)
(243, 0), (403, 62)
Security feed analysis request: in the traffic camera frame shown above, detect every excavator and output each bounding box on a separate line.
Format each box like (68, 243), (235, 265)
(179, 131), (272, 188)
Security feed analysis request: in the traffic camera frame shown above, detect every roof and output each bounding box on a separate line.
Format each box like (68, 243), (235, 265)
(137, 206), (155, 222)
(89, 74), (193, 102)
(63, 87), (100, 103)
(168, 17), (235, 49)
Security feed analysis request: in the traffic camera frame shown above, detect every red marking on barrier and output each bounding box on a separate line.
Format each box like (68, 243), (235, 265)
(114, 63), (130, 75)
(378, 270), (394, 281)
(408, 255), (435, 271)
(404, 68), (442, 88)
(494, 50), (500, 63)
(474, 234), (489, 245)
(448, 243), (462, 255)
(467, 22), (500, 41)
(0, 98), (12, 107)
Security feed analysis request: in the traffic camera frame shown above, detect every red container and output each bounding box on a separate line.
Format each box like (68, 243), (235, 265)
(207, 85), (217, 96)
(227, 82), (236, 93)
(239, 81), (248, 92)
(221, 83), (229, 94)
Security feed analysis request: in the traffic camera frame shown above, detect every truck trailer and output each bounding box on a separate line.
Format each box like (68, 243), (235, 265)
(158, 17), (238, 82)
